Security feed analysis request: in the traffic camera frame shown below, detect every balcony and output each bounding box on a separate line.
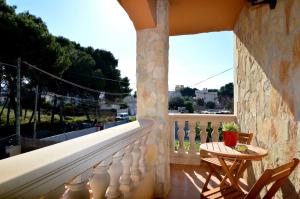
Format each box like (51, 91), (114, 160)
(1, 0), (300, 198)
(0, 114), (238, 199)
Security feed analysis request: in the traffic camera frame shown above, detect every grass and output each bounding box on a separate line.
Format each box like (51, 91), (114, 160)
(174, 140), (201, 152)
(0, 106), (114, 126)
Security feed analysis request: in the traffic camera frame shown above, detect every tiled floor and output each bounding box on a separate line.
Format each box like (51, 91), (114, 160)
(167, 164), (249, 199)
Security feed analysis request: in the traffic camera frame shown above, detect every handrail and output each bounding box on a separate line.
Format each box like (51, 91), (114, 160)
(168, 114), (237, 165)
(0, 119), (154, 199)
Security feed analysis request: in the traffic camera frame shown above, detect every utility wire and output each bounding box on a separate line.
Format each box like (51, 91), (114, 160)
(23, 61), (130, 96)
(191, 67), (233, 87)
(47, 92), (100, 103)
(0, 62), (17, 68)
(68, 72), (129, 84)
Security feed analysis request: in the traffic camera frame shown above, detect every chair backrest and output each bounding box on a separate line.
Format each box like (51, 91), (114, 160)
(245, 158), (299, 199)
(238, 132), (253, 144)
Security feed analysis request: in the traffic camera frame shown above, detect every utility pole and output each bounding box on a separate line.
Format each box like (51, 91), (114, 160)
(16, 58), (21, 145)
(33, 85), (39, 140)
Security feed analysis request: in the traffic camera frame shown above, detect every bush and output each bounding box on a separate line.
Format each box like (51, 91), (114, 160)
(184, 101), (194, 113)
(169, 97), (184, 110)
(205, 101), (216, 109)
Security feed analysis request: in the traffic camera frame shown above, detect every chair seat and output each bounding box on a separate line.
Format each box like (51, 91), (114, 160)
(202, 157), (234, 168)
(201, 186), (246, 199)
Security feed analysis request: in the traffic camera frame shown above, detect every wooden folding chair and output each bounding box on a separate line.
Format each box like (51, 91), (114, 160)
(201, 158), (299, 199)
(201, 132), (253, 192)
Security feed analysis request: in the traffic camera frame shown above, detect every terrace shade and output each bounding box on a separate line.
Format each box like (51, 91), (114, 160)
(118, 0), (246, 35)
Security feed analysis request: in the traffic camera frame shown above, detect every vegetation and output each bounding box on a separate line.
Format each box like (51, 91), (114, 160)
(174, 140), (200, 152)
(0, 0), (131, 136)
(168, 83), (233, 112)
(222, 122), (239, 132)
(196, 98), (204, 106)
(184, 101), (194, 113)
(218, 83), (233, 111)
(180, 87), (197, 97)
(169, 96), (184, 110)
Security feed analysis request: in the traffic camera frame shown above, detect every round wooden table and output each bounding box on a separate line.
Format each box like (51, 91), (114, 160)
(200, 142), (268, 191)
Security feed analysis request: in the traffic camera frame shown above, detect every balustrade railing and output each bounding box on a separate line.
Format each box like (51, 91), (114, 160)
(168, 114), (237, 165)
(0, 119), (154, 199)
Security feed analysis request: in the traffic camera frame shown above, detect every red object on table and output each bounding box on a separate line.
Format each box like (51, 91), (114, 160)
(223, 131), (238, 146)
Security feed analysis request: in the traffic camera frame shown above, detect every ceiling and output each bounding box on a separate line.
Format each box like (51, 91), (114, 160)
(118, 0), (246, 36)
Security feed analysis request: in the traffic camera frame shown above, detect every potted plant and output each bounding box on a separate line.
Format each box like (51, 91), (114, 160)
(222, 122), (240, 147)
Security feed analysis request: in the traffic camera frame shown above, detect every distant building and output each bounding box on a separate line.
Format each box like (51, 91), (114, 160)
(195, 88), (218, 104)
(175, 85), (184, 92)
(168, 91), (182, 99)
(123, 95), (137, 115)
(169, 85), (183, 99)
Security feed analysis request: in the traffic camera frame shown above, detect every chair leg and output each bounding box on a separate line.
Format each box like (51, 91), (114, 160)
(202, 171), (213, 193)
(202, 165), (223, 193)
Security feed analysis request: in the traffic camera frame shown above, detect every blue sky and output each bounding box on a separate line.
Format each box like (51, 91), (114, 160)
(7, 0), (233, 91)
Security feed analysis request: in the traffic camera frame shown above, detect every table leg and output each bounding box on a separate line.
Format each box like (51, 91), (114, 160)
(218, 158), (242, 191)
(235, 160), (251, 180)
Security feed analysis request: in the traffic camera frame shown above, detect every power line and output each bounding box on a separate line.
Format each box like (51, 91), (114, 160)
(191, 67), (233, 87)
(23, 61), (130, 96)
(68, 72), (129, 84)
(0, 62), (17, 68)
(47, 92), (101, 103)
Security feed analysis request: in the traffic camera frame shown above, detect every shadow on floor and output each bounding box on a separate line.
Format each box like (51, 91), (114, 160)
(167, 164), (249, 199)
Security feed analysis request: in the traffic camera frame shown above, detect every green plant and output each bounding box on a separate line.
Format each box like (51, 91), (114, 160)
(222, 122), (239, 132)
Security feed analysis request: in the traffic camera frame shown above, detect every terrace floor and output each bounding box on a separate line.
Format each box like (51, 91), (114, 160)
(167, 164), (249, 199)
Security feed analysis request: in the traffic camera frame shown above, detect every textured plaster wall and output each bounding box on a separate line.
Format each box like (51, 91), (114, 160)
(234, 0), (300, 198)
(136, 0), (170, 197)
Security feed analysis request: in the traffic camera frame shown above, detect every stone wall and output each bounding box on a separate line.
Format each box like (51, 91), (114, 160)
(234, 0), (300, 198)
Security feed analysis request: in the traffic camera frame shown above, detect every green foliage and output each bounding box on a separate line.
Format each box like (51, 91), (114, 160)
(218, 82), (233, 111)
(208, 89), (218, 92)
(222, 122), (239, 132)
(41, 100), (53, 112)
(196, 98), (204, 106)
(184, 101), (194, 113)
(180, 87), (197, 97)
(195, 122), (200, 140)
(169, 96), (184, 110)
(205, 101), (216, 109)
(0, 0), (132, 129)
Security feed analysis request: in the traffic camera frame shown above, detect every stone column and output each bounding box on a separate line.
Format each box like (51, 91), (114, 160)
(136, 0), (170, 197)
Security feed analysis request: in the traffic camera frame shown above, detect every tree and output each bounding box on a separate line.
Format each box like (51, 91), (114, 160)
(169, 97), (184, 110)
(184, 101), (194, 113)
(205, 101), (216, 109)
(196, 98), (204, 106)
(180, 87), (197, 97)
(218, 82), (233, 111)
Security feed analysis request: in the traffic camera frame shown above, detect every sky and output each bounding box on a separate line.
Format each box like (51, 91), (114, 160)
(6, 0), (234, 92)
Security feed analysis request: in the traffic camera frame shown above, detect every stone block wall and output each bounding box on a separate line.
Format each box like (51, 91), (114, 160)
(234, 0), (300, 198)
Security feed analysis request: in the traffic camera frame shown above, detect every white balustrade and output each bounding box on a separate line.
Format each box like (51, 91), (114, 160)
(63, 174), (90, 199)
(177, 120), (185, 155)
(169, 114), (236, 165)
(188, 121), (196, 155)
(131, 140), (142, 186)
(106, 151), (124, 199)
(139, 136), (148, 177)
(120, 145), (133, 198)
(0, 119), (154, 199)
(89, 159), (111, 199)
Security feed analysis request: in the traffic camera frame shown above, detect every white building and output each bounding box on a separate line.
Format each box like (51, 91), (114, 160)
(195, 88), (218, 103)
(168, 91), (182, 99)
(123, 95), (137, 115)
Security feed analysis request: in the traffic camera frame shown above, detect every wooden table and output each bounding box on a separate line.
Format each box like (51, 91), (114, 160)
(200, 142), (268, 191)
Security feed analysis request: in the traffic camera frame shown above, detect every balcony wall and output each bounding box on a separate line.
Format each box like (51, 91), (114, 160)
(0, 119), (155, 199)
(168, 114), (236, 165)
(234, 0), (300, 198)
